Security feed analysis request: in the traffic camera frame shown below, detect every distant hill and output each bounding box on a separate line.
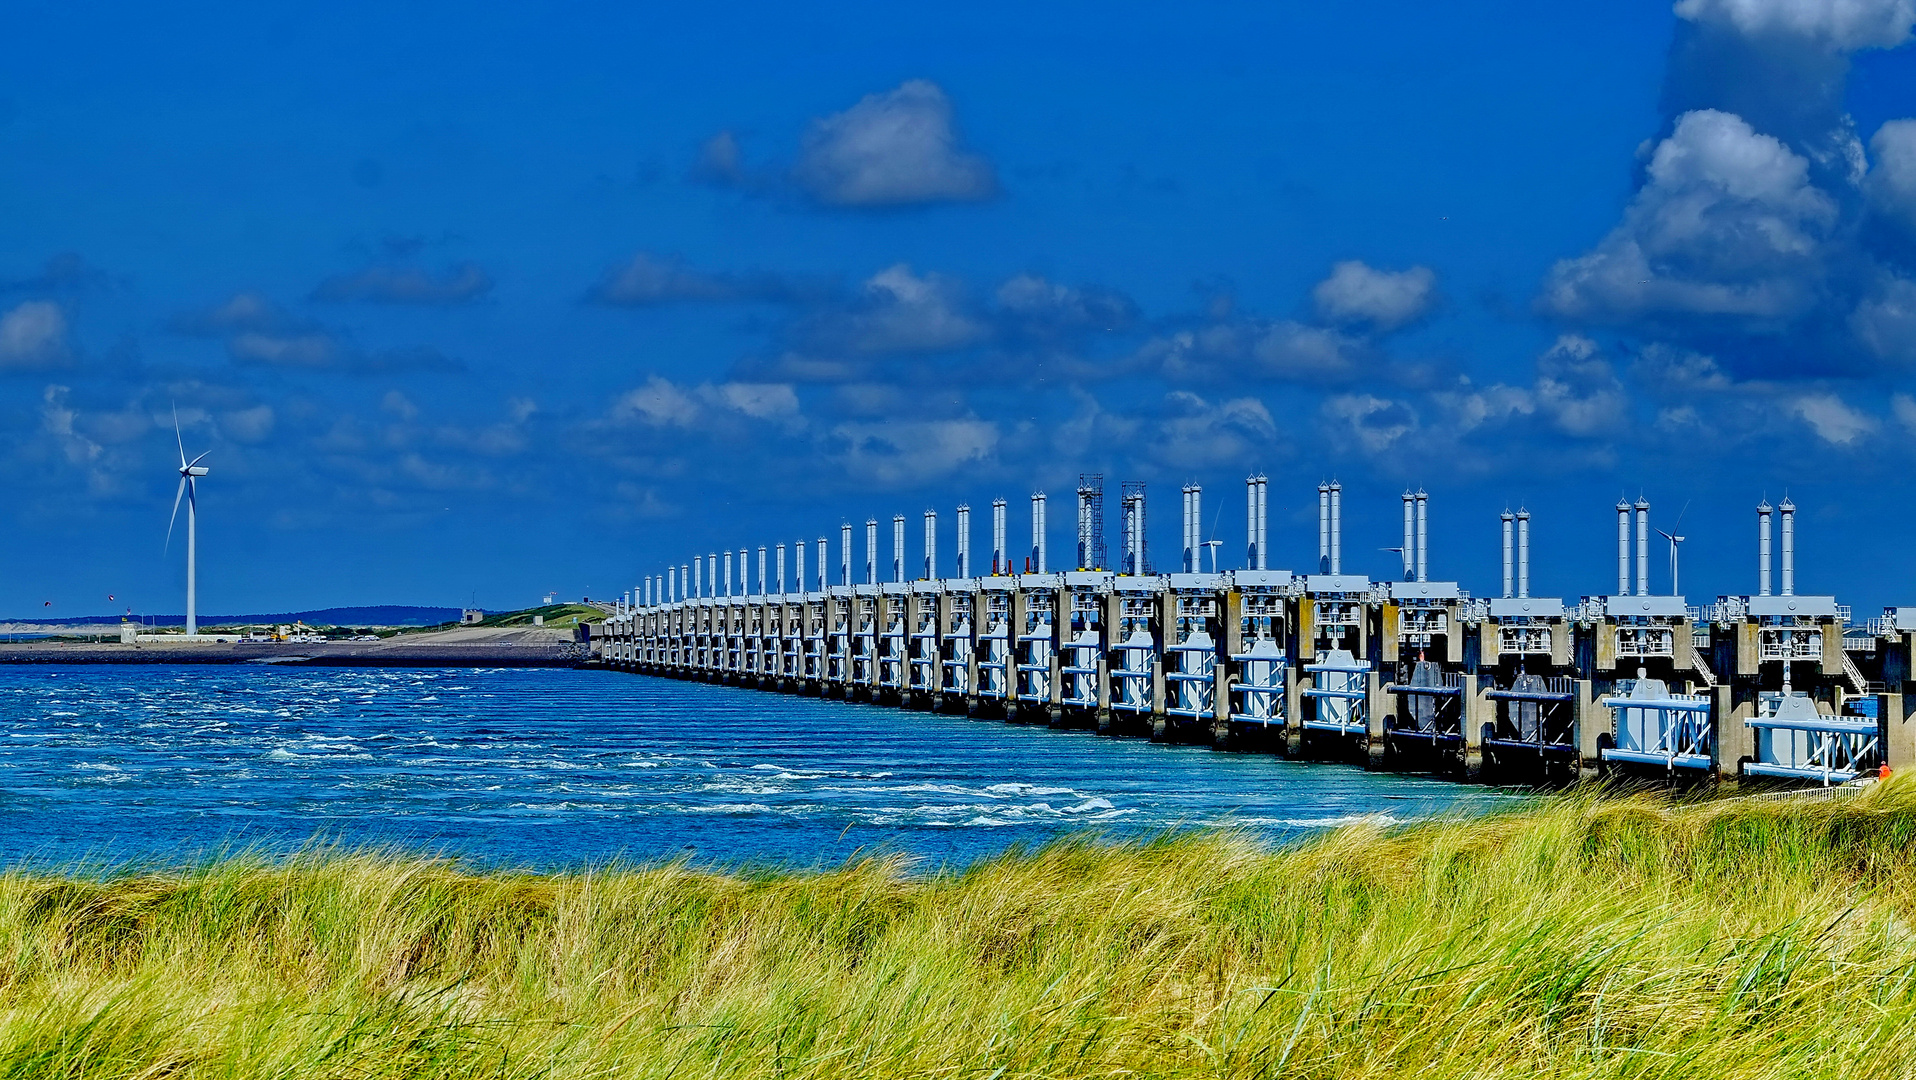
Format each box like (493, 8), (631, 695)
(25, 606), (463, 628)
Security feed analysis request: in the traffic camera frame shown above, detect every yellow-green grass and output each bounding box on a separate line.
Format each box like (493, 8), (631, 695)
(9, 783), (1916, 1078)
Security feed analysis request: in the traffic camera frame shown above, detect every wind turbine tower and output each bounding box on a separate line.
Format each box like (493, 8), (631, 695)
(167, 417), (212, 637)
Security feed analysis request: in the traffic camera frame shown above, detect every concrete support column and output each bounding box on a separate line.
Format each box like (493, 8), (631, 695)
(1463, 673), (1486, 776)
(1885, 692), (1913, 774)
(1576, 678), (1602, 771)
(1716, 683), (1754, 779)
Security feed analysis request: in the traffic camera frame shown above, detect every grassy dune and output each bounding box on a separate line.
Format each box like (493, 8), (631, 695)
(7, 785), (1916, 1078)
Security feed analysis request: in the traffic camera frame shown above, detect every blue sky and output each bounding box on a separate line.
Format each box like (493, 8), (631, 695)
(5, 0), (1916, 616)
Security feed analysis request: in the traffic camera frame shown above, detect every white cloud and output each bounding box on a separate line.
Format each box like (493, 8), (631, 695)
(1311, 261), (1436, 330)
(994, 273), (1137, 335)
(1852, 273), (1916, 360)
(1893, 391), (1916, 429)
(1153, 391), (1279, 468)
(829, 417), (998, 485)
(804, 264), (983, 354)
(1541, 109), (1837, 322)
(1867, 119), (1916, 231)
(613, 376), (702, 427)
(229, 331), (337, 367)
(792, 80), (998, 207)
(710, 382), (799, 420)
(219, 405), (276, 444)
(0, 301), (67, 367)
(1154, 319), (1367, 382)
(1791, 392), (1875, 442)
(1674, 0), (1916, 52)
(1322, 394), (1417, 454)
(610, 376), (802, 428)
(1533, 335), (1627, 435)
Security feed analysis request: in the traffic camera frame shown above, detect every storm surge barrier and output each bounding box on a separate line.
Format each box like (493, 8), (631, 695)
(597, 478), (1916, 786)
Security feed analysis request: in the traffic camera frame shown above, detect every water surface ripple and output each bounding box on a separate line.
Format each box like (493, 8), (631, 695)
(0, 666), (1512, 870)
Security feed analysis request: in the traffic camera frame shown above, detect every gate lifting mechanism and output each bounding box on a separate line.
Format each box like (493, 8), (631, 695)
(1599, 672), (1713, 773)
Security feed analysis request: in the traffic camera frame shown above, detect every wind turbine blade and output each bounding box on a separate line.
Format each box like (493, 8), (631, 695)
(187, 450), (211, 469)
(165, 477), (186, 551)
(173, 405), (186, 468)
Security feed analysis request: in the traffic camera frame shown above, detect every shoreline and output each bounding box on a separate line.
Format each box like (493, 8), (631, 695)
(0, 635), (588, 668)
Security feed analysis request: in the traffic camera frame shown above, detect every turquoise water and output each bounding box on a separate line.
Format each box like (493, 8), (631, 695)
(0, 666), (1511, 870)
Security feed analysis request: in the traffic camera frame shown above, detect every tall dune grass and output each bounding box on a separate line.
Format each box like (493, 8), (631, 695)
(6, 783), (1916, 1077)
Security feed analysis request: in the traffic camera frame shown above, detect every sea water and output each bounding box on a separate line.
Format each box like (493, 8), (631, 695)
(0, 666), (1512, 871)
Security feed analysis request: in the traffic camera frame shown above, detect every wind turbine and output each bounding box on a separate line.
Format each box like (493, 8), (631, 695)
(165, 412), (211, 637)
(1655, 500), (1690, 597)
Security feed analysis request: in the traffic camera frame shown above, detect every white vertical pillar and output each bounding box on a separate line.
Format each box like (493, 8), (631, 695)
(795, 539), (806, 595)
(708, 553), (717, 598)
(1414, 490), (1428, 583)
(1616, 499), (1630, 596)
(776, 542), (787, 595)
(1256, 477), (1267, 570)
(923, 509), (937, 580)
(1780, 497), (1795, 596)
(1517, 509), (1530, 599)
(758, 546), (768, 596)
(1247, 475), (1265, 571)
(1634, 498), (1650, 596)
(956, 504), (971, 580)
(841, 523), (853, 586)
(991, 498), (1007, 575)
(816, 537), (827, 592)
(1076, 486), (1094, 570)
(1318, 483), (1330, 573)
(1402, 492), (1416, 582)
(1329, 482), (1342, 576)
(892, 514), (905, 583)
(693, 557), (702, 599)
(1180, 485), (1194, 573)
(865, 520), (877, 585)
(724, 551), (734, 597)
(1501, 510), (1514, 598)
(1758, 500), (1773, 596)
(1031, 492), (1047, 573)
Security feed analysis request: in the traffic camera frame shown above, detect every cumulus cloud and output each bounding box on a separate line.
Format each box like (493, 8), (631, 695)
(1852, 273), (1916, 359)
(586, 252), (823, 306)
(1674, 0), (1915, 52)
(611, 375), (802, 429)
(311, 262), (492, 305)
(169, 292), (300, 336)
(172, 292), (459, 372)
(1868, 119), (1916, 233)
(1541, 109), (1836, 323)
(791, 80), (998, 207)
(1311, 261), (1437, 330)
(1790, 391), (1876, 442)
(0, 301), (68, 367)
(995, 273), (1137, 336)
(1322, 394), (1418, 454)
(1152, 391), (1279, 468)
(1532, 334), (1628, 435)
(827, 417), (997, 485)
(1152, 318), (1369, 383)
(797, 264), (983, 354)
